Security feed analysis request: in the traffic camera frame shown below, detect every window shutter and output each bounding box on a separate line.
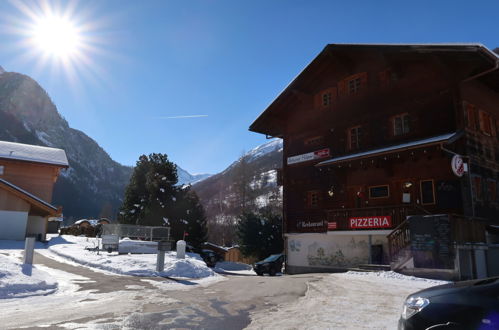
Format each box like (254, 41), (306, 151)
(490, 117), (496, 137)
(337, 80), (347, 96)
(314, 93), (322, 109)
(360, 72), (368, 88)
(379, 70), (387, 87)
(329, 87), (337, 103)
(466, 104), (476, 130)
(479, 110), (485, 133)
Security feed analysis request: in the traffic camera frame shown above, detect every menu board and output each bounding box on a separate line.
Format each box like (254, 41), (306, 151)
(408, 215), (453, 269)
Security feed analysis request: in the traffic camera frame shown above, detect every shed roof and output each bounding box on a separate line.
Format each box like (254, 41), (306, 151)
(0, 178), (59, 216)
(316, 132), (457, 167)
(0, 140), (68, 167)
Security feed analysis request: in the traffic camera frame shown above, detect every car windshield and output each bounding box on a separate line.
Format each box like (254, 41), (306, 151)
(262, 254), (281, 262)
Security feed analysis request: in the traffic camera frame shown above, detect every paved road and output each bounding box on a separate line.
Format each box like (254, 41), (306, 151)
(1, 253), (322, 330)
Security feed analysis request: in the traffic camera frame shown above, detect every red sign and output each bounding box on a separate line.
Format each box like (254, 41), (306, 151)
(287, 148), (330, 165)
(348, 216), (392, 229)
(328, 222), (337, 230)
(314, 148), (330, 158)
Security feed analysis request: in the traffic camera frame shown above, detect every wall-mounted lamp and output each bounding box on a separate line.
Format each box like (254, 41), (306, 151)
(403, 182), (413, 189)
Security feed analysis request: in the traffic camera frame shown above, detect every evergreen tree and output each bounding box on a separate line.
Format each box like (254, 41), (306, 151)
(120, 153), (178, 226)
(120, 153), (209, 247)
(173, 186), (208, 250)
(236, 208), (283, 259)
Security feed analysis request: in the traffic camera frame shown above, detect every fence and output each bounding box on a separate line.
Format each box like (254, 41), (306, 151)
(102, 224), (170, 241)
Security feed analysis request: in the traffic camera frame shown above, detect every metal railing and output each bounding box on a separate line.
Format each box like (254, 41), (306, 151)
(102, 224), (170, 241)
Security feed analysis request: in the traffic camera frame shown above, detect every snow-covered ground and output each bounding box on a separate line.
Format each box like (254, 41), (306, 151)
(247, 271), (449, 330)
(0, 254), (57, 299)
(37, 235), (219, 279)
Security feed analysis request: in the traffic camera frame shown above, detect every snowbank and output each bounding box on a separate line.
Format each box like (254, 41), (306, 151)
(41, 236), (218, 279)
(344, 270), (450, 285)
(0, 255), (57, 299)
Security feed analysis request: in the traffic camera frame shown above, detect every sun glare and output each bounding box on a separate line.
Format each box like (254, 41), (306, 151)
(31, 14), (81, 58)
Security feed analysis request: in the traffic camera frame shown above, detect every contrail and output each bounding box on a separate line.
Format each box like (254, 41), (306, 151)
(157, 115), (209, 119)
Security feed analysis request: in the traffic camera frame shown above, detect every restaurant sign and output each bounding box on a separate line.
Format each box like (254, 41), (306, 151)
(297, 220), (327, 229)
(348, 216), (392, 229)
(287, 148), (330, 165)
(451, 154), (465, 177)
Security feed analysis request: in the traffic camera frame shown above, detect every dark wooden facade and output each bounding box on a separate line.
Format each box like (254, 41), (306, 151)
(250, 44), (499, 240)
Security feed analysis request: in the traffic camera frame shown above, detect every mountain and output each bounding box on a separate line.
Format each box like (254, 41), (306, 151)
(193, 139), (283, 244)
(177, 168), (211, 186)
(0, 69), (209, 220)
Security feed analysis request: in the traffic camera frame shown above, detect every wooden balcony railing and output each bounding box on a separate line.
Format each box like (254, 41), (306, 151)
(387, 219), (411, 262)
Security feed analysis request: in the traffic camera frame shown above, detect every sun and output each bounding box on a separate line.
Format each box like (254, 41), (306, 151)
(30, 14), (82, 59)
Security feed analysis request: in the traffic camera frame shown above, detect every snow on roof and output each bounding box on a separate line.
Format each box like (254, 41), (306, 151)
(0, 140), (68, 167)
(317, 133), (457, 166)
(203, 242), (229, 251)
(0, 178), (57, 211)
(74, 219), (99, 226)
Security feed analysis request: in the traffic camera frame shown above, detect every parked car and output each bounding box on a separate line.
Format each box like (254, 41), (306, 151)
(200, 249), (222, 268)
(253, 254), (285, 276)
(398, 276), (499, 330)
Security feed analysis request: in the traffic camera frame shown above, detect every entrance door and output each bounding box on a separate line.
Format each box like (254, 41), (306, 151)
(371, 244), (383, 264)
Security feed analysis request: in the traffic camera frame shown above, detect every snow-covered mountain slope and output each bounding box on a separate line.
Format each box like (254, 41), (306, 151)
(193, 139), (283, 244)
(177, 167), (211, 186)
(0, 69), (207, 219)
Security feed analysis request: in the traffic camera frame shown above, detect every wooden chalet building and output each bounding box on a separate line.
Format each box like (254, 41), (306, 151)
(250, 44), (499, 278)
(0, 140), (68, 241)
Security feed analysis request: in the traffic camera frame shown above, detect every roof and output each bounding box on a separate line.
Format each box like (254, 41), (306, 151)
(0, 178), (59, 216)
(316, 132), (456, 167)
(0, 140), (69, 167)
(249, 43), (499, 136)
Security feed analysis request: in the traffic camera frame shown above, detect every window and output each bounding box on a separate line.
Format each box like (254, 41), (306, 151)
(307, 190), (320, 208)
(348, 126), (362, 150)
(369, 185), (389, 199)
(393, 113), (410, 136)
(472, 176), (482, 201)
(479, 110), (492, 135)
(315, 87), (337, 109)
(420, 180), (435, 205)
(348, 77), (362, 94)
(338, 72), (367, 96)
(0, 165), (3, 175)
(322, 93), (332, 106)
(466, 103), (477, 130)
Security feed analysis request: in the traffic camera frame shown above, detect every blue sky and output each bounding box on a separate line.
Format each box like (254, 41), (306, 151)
(0, 0), (497, 174)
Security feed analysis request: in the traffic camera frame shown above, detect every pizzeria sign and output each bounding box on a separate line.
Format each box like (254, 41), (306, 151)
(287, 148), (330, 165)
(349, 216), (392, 229)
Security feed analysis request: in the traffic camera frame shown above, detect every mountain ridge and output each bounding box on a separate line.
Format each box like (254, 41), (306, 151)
(0, 70), (210, 220)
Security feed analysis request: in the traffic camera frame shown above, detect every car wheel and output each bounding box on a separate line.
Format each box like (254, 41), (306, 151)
(256, 272), (263, 276)
(269, 268), (276, 276)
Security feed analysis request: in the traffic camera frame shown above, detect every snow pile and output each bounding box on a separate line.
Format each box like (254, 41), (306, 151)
(42, 236), (218, 279)
(0, 255), (57, 299)
(344, 270), (450, 285)
(161, 258), (215, 278)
